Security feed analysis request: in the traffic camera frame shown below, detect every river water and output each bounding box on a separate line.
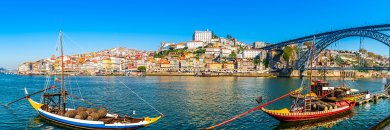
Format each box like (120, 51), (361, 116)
(0, 75), (389, 130)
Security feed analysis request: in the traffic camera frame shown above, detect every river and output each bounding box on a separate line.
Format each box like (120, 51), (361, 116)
(0, 75), (389, 129)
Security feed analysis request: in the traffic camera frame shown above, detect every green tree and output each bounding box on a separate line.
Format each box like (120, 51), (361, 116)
(238, 46), (245, 53)
(195, 49), (206, 54)
(283, 46), (293, 62)
(228, 52), (237, 59)
(169, 47), (175, 51)
(253, 59), (260, 64)
(334, 56), (345, 65)
(227, 34), (233, 39)
(212, 32), (219, 39)
(262, 58), (269, 68)
(293, 46), (298, 53)
(154, 53), (161, 58)
(137, 66), (146, 72)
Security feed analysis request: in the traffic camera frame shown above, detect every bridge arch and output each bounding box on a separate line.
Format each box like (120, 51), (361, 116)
(298, 30), (390, 69)
(314, 30), (390, 56)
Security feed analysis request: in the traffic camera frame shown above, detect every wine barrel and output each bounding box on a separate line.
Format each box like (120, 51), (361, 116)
(87, 112), (100, 121)
(311, 103), (317, 110)
(327, 104), (333, 111)
(77, 107), (87, 111)
(329, 103), (337, 109)
(64, 110), (78, 118)
(75, 111), (88, 120)
(86, 108), (97, 115)
(318, 105), (328, 111)
(97, 108), (108, 118)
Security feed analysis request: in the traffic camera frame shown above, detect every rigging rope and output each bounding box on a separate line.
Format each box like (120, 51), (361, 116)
(40, 75), (50, 103)
(113, 77), (163, 115)
(62, 32), (87, 55)
(72, 76), (84, 100)
(67, 76), (76, 109)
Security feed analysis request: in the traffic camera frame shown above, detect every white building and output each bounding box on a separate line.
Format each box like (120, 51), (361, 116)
(205, 47), (221, 56)
(160, 42), (175, 50)
(193, 29), (212, 43)
(220, 48), (232, 57)
(242, 49), (262, 59)
(176, 43), (186, 49)
(186, 41), (205, 49)
(18, 62), (33, 74)
(253, 41), (267, 49)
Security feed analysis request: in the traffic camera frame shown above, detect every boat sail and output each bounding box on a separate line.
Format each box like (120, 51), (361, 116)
(21, 31), (163, 129)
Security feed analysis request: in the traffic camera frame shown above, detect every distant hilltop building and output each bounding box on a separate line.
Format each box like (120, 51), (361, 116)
(193, 29), (212, 44)
(253, 41), (269, 49)
(160, 42), (176, 51)
(186, 41), (205, 49)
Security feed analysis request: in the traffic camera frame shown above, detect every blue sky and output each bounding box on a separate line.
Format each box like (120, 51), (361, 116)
(1, 0), (390, 69)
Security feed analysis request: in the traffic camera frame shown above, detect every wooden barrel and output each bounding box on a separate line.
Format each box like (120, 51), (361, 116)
(327, 105), (333, 111)
(311, 103), (317, 110)
(86, 108), (97, 115)
(374, 95), (378, 102)
(75, 111), (88, 120)
(77, 107), (87, 111)
(329, 103), (337, 109)
(87, 112), (100, 121)
(318, 105), (328, 111)
(64, 110), (78, 118)
(97, 108), (108, 118)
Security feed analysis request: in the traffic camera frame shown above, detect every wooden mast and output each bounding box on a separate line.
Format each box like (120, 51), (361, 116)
(310, 36), (315, 91)
(60, 30), (66, 113)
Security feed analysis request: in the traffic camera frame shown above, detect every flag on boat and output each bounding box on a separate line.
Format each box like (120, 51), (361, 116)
(311, 81), (316, 86)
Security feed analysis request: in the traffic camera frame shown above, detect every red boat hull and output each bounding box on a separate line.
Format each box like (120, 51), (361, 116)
(262, 100), (356, 122)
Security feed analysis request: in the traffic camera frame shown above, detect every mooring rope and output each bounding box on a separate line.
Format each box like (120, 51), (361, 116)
(113, 77), (163, 115)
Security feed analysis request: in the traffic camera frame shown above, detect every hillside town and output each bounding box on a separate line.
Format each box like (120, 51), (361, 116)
(18, 30), (390, 77)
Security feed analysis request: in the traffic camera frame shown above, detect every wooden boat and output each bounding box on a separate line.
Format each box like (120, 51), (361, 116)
(206, 42), (357, 129)
(261, 100), (355, 122)
(26, 96), (161, 129)
(22, 31), (162, 129)
(261, 43), (358, 122)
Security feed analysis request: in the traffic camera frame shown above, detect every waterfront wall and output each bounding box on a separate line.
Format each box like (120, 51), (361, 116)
(18, 70), (388, 78)
(287, 70), (387, 78)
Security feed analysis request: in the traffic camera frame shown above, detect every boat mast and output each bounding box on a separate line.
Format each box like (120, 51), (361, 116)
(60, 30), (66, 113)
(310, 36), (315, 91)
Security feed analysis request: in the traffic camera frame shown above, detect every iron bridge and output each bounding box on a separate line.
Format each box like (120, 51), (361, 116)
(260, 24), (390, 74)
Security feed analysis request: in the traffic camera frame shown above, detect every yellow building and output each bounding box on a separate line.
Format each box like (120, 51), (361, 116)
(213, 42), (221, 47)
(102, 59), (112, 70)
(223, 63), (235, 70)
(160, 63), (171, 68)
(206, 63), (222, 70)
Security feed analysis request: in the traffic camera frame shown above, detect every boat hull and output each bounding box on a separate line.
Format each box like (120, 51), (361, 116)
(261, 100), (356, 122)
(27, 97), (160, 129)
(37, 108), (146, 129)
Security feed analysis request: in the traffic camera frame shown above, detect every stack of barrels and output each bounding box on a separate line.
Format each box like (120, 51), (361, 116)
(64, 107), (108, 121)
(310, 102), (338, 111)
